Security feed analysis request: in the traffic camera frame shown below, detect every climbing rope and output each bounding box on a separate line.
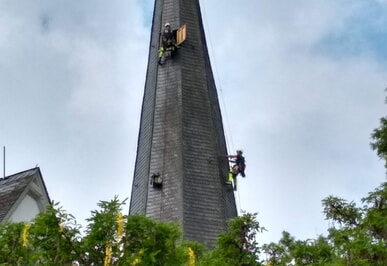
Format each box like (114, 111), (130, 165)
(200, 0), (235, 154)
(200, 0), (244, 214)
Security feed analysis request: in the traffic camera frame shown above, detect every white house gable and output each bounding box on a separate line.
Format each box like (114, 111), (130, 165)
(0, 168), (50, 223)
(9, 194), (41, 222)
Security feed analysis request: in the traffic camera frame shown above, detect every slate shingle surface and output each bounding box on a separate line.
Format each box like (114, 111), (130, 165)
(0, 168), (38, 222)
(129, 0), (237, 247)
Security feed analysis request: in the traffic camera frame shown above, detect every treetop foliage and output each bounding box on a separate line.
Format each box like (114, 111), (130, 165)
(0, 198), (264, 265)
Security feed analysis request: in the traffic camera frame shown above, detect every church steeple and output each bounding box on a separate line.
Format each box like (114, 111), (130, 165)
(129, 0), (237, 246)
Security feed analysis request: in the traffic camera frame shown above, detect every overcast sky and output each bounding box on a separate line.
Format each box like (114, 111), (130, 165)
(1, 0), (386, 245)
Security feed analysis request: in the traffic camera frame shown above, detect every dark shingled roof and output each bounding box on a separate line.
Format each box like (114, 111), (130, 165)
(129, 0), (237, 247)
(0, 167), (50, 222)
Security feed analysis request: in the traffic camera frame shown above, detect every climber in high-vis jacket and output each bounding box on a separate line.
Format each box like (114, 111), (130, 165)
(227, 150), (246, 177)
(158, 23), (178, 65)
(225, 150), (246, 190)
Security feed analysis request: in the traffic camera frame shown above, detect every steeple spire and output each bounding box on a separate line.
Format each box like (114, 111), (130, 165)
(129, 0), (237, 246)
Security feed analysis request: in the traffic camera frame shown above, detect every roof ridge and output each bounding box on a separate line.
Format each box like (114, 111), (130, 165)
(1, 167), (39, 180)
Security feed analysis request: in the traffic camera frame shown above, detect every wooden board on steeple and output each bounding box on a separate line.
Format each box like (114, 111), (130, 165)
(176, 24), (186, 45)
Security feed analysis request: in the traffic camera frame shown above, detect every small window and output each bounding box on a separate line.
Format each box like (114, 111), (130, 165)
(150, 173), (163, 188)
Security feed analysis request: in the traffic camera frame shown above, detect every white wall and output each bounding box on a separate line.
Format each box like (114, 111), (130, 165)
(9, 194), (41, 223)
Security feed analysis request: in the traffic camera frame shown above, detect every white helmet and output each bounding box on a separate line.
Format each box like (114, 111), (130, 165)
(165, 22), (170, 27)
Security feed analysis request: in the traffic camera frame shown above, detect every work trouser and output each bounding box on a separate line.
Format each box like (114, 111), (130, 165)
(228, 166), (239, 189)
(158, 45), (176, 58)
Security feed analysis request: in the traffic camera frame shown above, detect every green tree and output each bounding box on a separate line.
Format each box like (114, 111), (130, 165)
(28, 202), (81, 264)
(0, 202), (81, 265)
(263, 184), (387, 266)
(200, 212), (264, 266)
(263, 232), (336, 266)
(118, 214), (190, 265)
(80, 196), (196, 265)
(0, 197), (206, 265)
(0, 222), (27, 264)
(370, 94), (387, 168)
(323, 183), (387, 266)
(81, 196), (125, 264)
(262, 231), (294, 265)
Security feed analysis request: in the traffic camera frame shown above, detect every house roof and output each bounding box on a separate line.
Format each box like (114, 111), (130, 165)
(0, 167), (50, 223)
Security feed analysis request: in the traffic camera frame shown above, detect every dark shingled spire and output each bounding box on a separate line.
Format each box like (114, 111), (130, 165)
(129, 0), (237, 246)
